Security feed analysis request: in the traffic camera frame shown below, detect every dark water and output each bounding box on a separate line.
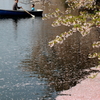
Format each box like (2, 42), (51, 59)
(0, 0), (100, 100)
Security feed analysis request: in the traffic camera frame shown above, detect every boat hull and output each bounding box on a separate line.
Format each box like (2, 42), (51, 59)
(0, 9), (43, 18)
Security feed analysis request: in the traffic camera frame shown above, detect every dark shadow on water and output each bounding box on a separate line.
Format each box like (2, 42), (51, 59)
(18, 27), (100, 99)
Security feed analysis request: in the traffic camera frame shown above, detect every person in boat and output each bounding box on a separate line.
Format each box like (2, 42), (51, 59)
(31, 4), (35, 11)
(13, 0), (22, 10)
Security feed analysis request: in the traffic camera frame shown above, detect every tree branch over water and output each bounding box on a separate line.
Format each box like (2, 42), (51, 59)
(43, 0), (100, 67)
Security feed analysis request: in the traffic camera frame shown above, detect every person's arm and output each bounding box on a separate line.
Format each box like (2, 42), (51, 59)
(17, 3), (22, 9)
(13, 2), (22, 10)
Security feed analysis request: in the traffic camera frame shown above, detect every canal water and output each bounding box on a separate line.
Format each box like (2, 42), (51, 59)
(0, 0), (99, 100)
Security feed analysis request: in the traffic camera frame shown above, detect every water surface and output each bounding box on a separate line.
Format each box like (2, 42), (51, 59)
(0, 0), (99, 100)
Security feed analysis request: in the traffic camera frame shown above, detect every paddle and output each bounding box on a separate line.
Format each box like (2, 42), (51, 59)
(22, 8), (35, 18)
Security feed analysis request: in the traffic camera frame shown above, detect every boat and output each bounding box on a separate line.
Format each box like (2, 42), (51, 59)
(0, 9), (43, 18)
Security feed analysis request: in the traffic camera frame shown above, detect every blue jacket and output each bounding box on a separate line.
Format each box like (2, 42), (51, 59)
(32, 7), (35, 11)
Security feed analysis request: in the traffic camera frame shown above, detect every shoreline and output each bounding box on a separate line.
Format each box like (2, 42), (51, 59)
(56, 65), (100, 100)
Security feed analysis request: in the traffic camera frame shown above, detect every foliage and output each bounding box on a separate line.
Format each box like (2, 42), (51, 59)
(89, 41), (100, 61)
(44, 10), (100, 47)
(89, 73), (98, 79)
(43, 0), (100, 66)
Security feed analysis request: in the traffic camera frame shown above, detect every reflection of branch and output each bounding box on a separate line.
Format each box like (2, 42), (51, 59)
(19, 37), (99, 91)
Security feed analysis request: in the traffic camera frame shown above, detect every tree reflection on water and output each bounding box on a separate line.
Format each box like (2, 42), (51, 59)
(19, 28), (99, 92)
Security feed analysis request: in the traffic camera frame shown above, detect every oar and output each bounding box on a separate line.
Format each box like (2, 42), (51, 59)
(22, 8), (35, 18)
